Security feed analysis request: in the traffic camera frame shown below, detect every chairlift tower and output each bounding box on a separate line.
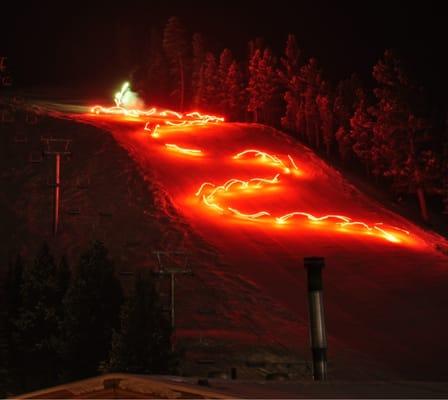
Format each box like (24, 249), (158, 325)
(153, 250), (192, 331)
(41, 137), (72, 235)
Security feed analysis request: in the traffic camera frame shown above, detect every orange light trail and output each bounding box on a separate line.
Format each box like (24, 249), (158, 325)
(233, 149), (284, 164)
(275, 212), (351, 224)
(90, 83), (224, 130)
(196, 172), (410, 243)
(197, 175), (280, 202)
(165, 143), (203, 156)
(374, 223), (410, 236)
(164, 112), (224, 127)
(158, 110), (183, 119)
(195, 182), (216, 197)
(144, 122), (160, 138)
(90, 104), (224, 127)
(233, 149), (300, 175)
(91, 105), (158, 118)
(287, 155), (299, 170)
(228, 208), (271, 220)
(185, 111), (225, 123)
(202, 195), (224, 213)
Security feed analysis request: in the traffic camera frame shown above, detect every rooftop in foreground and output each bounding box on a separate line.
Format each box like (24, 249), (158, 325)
(16, 373), (448, 399)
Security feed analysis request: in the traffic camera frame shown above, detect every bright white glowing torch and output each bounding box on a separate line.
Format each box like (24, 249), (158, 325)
(114, 81), (130, 107)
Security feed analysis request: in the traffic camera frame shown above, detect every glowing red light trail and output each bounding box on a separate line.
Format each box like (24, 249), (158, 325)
(165, 143), (203, 156)
(233, 149), (298, 174)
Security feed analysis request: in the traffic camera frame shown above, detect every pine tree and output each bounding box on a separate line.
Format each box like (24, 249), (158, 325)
(56, 256), (70, 315)
(350, 89), (377, 174)
(108, 271), (174, 373)
(194, 52), (220, 112)
(300, 58), (322, 147)
(191, 32), (206, 106)
(335, 126), (352, 162)
(443, 114), (448, 215)
(247, 48), (277, 123)
(224, 61), (246, 121)
(6, 255), (23, 320)
(278, 34), (302, 132)
(282, 89), (299, 131)
(279, 34), (301, 84)
(443, 175), (448, 215)
(13, 244), (63, 390)
(247, 49), (262, 122)
(316, 81), (334, 157)
(218, 48), (234, 113)
(333, 75), (362, 162)
(163, 17), (189, 111)
(218, 48), (233, 84)
(144, 27), (170, 106)
(3, 255), (25, 394)
(371, 50), (436, 221)
(248, 38), (264, 59)
(61, 241), (123, 380)
(296, 96), (307, 140)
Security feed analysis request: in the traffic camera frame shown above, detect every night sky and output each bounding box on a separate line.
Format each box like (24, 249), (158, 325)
(1, 1), (446, 101)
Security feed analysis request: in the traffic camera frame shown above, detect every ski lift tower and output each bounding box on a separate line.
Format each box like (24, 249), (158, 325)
(41, 137), (72, 235)
(153, 250), (193, 331)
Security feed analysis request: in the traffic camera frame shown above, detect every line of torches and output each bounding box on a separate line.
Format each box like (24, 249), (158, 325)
(90, 83), (411, 244)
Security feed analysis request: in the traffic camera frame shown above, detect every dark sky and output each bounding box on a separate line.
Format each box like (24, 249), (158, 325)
(1, 1), (446, 101)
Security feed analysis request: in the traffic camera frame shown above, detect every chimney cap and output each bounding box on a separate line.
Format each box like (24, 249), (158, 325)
(304, 257), (325, 268)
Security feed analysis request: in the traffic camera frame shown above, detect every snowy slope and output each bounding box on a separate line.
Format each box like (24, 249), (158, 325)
(66, 111), (448, 380)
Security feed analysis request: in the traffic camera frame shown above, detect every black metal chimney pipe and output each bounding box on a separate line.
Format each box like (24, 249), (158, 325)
(304, 257), (328, 381)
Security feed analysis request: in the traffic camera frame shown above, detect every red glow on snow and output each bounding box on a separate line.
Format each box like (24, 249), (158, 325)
(87, 83), (413, 245)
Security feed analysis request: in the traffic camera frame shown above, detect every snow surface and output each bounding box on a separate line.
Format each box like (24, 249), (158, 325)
(67, 112), (448, 380)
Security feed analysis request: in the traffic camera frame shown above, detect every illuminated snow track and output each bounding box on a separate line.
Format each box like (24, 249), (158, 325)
(89, 83), (411, 245)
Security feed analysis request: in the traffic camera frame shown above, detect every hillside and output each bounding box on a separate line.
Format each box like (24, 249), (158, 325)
(2, 101), (448, 380)
(72, 107), (448, 380)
